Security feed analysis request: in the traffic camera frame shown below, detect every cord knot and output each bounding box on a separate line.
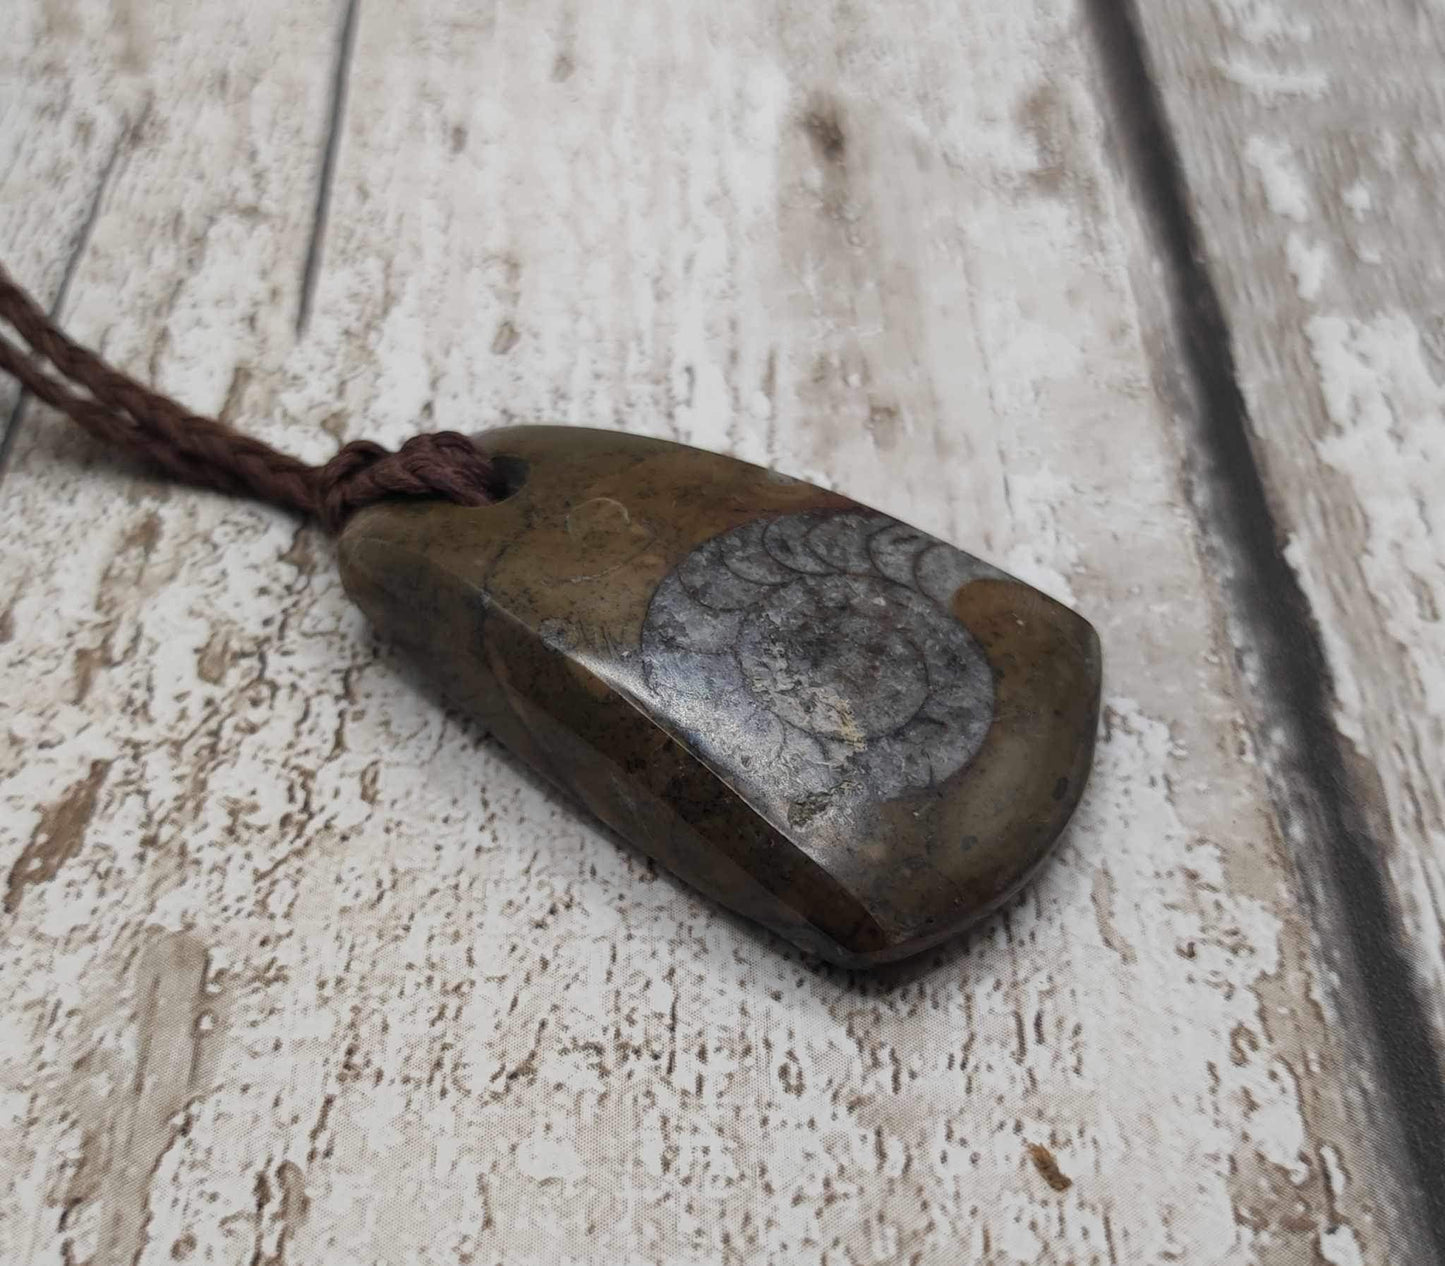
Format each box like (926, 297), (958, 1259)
(314, 431), (501, 533)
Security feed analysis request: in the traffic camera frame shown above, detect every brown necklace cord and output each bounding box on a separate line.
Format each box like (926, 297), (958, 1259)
(0, 264), (501, 533)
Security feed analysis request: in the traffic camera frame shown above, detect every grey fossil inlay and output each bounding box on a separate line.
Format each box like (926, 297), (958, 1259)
(640, 510), (999, 817)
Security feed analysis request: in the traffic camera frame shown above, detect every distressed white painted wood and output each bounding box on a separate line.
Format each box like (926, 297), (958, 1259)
(0, 1), (148, 442)
(1130, 0), (1445, 1067)
(0, 1), (1413, 1262)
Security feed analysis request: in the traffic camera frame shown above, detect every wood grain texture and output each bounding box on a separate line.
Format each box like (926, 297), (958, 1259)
(1128, 0), (1445, 1095)
(0, 0), (144, 458)
(0, 0), (1417, 1262)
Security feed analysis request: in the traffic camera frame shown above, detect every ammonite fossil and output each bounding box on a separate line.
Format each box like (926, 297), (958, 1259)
(339, 426), (1102, 966)
(641, 511), (1000, 817)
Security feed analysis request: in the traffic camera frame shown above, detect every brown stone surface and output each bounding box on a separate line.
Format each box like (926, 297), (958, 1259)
(339, 426), (1101, 964)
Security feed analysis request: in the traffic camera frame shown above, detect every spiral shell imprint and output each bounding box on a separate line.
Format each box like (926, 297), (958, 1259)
(640, 510), (1000, 814)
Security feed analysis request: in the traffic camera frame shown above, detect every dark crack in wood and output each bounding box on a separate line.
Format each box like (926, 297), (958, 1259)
(295, 0), (361, 336)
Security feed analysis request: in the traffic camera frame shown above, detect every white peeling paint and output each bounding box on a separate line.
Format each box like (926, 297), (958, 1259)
(1244, 135), (1312, 220)
(1320, 1224), (1367, 1266)
(1320, 1142), (1348, 1201)
(1220, 58), (1329, 100)
(1286, 231), (1328, 300)
(1213, 0), (1315, 43)
(1306, 314), (1445, 717)
(1341, 181), (1373, 217)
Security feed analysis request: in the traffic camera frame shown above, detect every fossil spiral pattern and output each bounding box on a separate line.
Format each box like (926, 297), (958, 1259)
(640, 510), (998, 814)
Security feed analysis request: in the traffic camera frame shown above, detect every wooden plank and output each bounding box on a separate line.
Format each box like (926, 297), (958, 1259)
(0, 5), (353, 1266)
(0, 0), (149, 448)
(1128, 0), (1445, 1146)
(0, 0), (1417, 1262)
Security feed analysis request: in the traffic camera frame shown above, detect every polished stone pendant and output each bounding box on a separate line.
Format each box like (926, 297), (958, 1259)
(338, 426), (1101, 966)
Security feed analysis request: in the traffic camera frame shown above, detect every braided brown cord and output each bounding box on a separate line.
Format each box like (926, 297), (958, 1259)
(0, 265), (500, 532)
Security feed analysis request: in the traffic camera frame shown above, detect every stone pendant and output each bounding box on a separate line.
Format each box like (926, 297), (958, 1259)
(338, 427), (1101, 966)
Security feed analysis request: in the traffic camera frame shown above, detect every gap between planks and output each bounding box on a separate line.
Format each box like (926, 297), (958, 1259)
(295, 0), (362, 337)
(1083, 0), (1445, 1252)
(0, 118), (133, 483)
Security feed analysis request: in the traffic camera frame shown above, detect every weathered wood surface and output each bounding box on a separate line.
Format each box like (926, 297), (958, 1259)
(0, 1), (1428, 1263)
(1129, 0), (1445, 1065)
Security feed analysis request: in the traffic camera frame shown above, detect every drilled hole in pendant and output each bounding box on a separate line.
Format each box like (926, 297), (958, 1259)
(487, 454), (529, 503)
